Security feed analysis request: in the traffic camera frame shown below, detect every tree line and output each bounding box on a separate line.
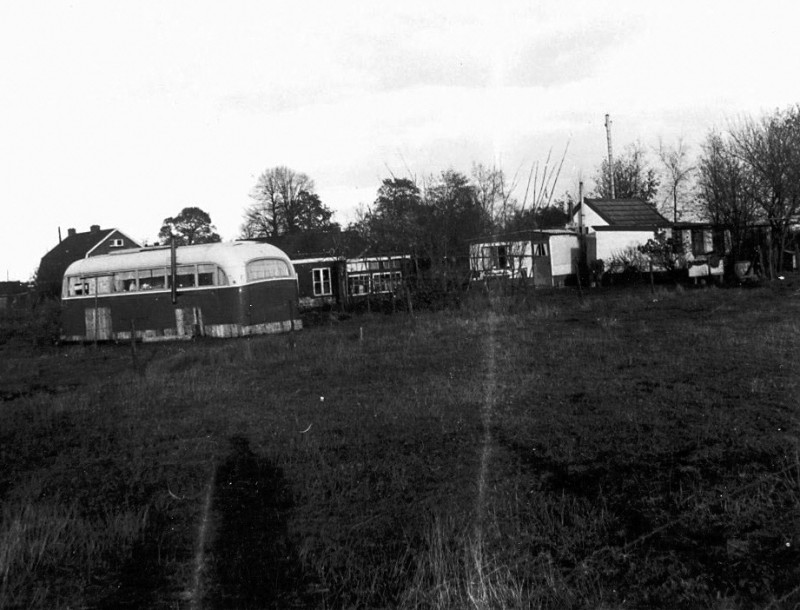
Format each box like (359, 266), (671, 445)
(159, 105), (800, 275)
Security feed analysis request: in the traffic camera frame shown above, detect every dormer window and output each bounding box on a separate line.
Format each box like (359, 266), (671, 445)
(110, 238), (124, 248)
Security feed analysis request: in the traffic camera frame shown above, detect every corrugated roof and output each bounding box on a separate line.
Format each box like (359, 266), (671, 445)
(581, 198), (670, 228)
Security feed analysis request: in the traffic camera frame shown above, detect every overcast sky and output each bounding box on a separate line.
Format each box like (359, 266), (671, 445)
(2, 0), (799, 281)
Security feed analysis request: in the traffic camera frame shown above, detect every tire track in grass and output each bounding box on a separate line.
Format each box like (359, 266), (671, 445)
(186, 459), (217, 610)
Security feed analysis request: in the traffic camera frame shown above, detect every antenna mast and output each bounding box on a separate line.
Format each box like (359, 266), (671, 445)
(605, 113), (615, 199)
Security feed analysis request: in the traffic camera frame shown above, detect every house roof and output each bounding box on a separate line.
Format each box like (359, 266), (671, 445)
(37, 226), (140, 295)
(577, 198), (670, 228)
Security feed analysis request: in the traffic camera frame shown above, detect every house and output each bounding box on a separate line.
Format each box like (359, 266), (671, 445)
(254, 231), (410, 310)
(572, 198), (671, 268)
(468, 230), (580, 287)
(37, 225), (141, 297)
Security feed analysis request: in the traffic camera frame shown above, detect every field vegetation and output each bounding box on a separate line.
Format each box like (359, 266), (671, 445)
(1, 282), (799, 609)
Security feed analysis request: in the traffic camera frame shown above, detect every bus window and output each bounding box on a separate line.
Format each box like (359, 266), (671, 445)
(198, 264), (216, 286)
(95, 276), (113, 294)
(139, 268), (167, 291)
(169, 265), (196, 289)
(246, 259), (290, 281)
(66, 276), (89, 296)
(217, 267), (229, 286)
(113, 270), (137, 292)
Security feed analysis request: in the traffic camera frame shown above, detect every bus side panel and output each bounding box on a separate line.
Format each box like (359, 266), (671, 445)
(61, 280), (299, 341)
(241, 279), (300, 326)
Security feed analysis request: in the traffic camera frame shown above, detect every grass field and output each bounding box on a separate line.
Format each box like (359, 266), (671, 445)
(1, 282), (799, 609)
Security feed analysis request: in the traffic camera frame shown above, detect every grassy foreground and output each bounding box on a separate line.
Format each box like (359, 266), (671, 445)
(1, 283), (799, 609)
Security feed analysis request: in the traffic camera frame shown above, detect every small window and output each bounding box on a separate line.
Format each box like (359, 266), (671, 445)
(497, 246), (508, 269)
(312, 268), (332, 296)
(246, 258), (291, 282)
(534, 243), (549, 257)
(109, 238), (125, 248)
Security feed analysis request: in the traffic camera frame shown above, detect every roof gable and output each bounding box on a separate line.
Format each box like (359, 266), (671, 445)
(578, 199), (670, 228)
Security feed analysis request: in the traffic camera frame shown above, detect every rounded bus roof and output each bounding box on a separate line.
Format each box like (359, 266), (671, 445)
(63, 241), (296, 282)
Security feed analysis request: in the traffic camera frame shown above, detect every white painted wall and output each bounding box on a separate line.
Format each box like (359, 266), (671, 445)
(550, 234), (579, 276)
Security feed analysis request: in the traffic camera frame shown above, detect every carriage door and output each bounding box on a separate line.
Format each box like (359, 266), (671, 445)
(85, 307), (112, 341)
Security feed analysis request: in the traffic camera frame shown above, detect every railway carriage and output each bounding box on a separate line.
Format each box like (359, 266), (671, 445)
(60, 241), (301, 342)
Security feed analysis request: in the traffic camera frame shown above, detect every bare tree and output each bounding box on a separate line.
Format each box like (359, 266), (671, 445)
(241, 166), (336, 238)
(471, 163), (518, 230)
(697, 130), (760, 261)
(730, 106), (800, 273)
(593, 142), (660, 204)
(656, 137), (696, 223)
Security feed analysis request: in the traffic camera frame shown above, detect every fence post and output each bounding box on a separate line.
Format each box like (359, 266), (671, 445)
(288, 300), (296, 349)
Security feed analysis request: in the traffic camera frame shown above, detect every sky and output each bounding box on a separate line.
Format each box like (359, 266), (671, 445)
(2, 0), (799, 281)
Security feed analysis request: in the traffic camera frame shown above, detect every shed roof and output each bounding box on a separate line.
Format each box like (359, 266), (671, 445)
(578, 198), (670, 228)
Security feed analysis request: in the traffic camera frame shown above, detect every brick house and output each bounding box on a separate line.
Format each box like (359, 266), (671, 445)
(37, 225), (141, 297)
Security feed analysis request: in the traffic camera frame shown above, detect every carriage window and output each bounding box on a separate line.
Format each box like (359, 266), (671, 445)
(113, 270), (137, 292)
(312, 268), (332, 296)
(139, 268), (167, 291)
(217, 267), (228, 286)
(246, 259), (291, 281)
(348, 273), (370, 295)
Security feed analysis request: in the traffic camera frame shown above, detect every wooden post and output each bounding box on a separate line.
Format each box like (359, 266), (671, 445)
(170, 236), (177, 304)
(93, 279), (99, 349)
(130, 319), (139, 373)
(287, 300), (296, 349)
(758, 246), (767, 280)
(649, 260), (655, 295)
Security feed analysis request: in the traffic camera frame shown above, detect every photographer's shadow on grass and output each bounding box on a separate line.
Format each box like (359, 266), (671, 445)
(208, 434), (313, 609)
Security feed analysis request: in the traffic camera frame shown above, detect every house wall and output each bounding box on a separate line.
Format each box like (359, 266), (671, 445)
(578, 206), (607, 230)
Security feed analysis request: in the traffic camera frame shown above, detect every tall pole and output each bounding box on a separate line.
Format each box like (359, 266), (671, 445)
(605, 114), (615, 199)
(170, 235), (177, 305)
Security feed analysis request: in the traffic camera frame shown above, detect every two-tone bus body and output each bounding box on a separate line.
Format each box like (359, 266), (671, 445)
(61, 241), (302, 342)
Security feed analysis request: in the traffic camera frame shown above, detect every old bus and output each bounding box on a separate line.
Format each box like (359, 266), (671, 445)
(60, 241), (301, 342)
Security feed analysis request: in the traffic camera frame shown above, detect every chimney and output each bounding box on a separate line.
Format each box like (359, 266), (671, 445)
(67, 228), (77, 237)
(90, 224), (100, 233)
